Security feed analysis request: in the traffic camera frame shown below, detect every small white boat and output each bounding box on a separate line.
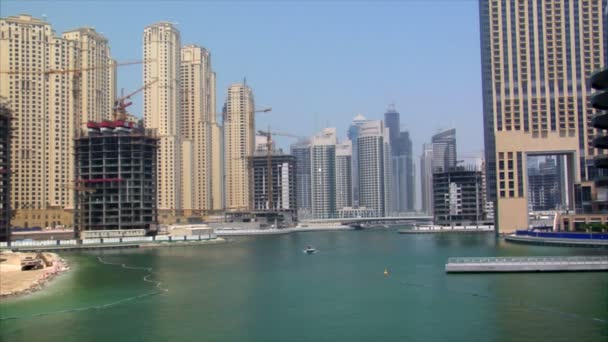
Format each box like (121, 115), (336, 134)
(303, 246), (317, 254)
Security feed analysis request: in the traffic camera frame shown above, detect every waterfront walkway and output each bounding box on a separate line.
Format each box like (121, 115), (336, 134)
(215, 226), (353, 236)
(398, 226), (494, 234)
(505, 232), (608, 248)
(445, 256), (608, 273)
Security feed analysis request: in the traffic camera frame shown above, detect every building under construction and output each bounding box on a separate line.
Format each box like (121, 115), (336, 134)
(250, 153), (298, 226)
(0, 103), (11, 242)
(75, 120), (158, 235)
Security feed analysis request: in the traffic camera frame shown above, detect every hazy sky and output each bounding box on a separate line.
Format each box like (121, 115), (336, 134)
(2, 0), (484, 157)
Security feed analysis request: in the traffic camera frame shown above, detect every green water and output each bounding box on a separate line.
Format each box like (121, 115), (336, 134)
(1, 229), (607, 341)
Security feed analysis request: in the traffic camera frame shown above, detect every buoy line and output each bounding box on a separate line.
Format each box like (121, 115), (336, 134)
(0, 256), (168, 321)
(389, 274), (607, 325)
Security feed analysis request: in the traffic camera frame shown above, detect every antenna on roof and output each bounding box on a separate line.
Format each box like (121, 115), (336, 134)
(243, 77), (247, 86)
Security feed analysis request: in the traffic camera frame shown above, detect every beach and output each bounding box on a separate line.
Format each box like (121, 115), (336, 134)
(0, 251), (69, 298)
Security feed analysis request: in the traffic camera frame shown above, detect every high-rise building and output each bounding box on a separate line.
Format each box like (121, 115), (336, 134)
(336, 139), (353, 210)
(62, 27), (116, 131)
(291, 139), (312, 216)
(143, 22), (181, 217)
(0, 15), (81, 228)
(347, 114), (367, 206)
(479, 0), (608, 232)
(432, 167), (485, 226)
(75, 122), (158, 234)
(420, 143), (435, 215)
(180, 45), (214, 216)
(527, 156), (567, 211)
(357, 121), (391, 217)
(224, 83), (255, 211)
(0, 104), (11, 241)
(384, 105), (401, 155)
(390, 131), (415, 213)
(431, 128), (457, 172)
(209, 71), (224, 211)
(311, 128), (337, 219)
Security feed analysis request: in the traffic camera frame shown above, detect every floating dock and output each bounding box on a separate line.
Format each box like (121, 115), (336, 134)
(445, 256), (608, 273)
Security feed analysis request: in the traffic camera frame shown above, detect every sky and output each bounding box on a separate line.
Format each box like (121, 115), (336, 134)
(1, 0), (484, 158)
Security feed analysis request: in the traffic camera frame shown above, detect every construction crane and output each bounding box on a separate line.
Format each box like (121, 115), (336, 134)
(256, 128), (306, 212)
(0, 59), (153, 75)
(113, 78), (159, 120)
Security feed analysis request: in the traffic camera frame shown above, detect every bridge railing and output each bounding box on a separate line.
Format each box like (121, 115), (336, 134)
(447, 256), (608, 264)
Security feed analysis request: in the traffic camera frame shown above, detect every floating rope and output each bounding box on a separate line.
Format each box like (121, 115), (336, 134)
(0, 256), (167, 321)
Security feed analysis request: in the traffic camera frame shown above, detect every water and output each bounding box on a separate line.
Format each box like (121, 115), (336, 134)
(1, 228), (607, 341)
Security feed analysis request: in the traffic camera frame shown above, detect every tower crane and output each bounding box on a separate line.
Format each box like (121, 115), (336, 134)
(113, 78), (159, 121)
(0, 59), (153, 75)
(256, 128), (306, 211)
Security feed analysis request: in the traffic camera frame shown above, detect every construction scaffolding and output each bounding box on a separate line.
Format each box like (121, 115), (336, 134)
(74, 121), (158, 236)
(0, 103), (12, 242)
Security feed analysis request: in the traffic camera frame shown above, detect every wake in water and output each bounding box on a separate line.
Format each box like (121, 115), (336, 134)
(0, 256), (168, 321)
(388, 270), (607, 325)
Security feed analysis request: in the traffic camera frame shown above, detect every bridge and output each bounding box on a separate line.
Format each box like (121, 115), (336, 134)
(300, 216), (433, 227)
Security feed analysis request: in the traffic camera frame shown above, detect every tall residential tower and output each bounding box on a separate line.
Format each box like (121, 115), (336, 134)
(479, 0), (608, 232)
(143, 22), (182, 216)
(223, 83), (255, 211)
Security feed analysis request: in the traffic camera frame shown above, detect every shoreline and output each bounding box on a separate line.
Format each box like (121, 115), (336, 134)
(0, 252), (70, 299)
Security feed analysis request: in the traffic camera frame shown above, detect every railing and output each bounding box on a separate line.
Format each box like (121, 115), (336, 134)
(447, 256), (608, 264)
(0, 234), (218, 248)
(515, 230), (608, 240)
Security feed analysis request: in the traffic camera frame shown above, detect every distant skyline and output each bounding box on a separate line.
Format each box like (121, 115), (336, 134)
(2, 0), (484, 157)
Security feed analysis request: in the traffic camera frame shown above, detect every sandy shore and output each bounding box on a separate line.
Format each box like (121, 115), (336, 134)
(0, 251), (69, 298)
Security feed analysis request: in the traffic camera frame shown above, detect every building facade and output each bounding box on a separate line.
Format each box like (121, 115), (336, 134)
(480, 0), (608, 232)
(180, 45), (214, 216)
(420, 143), (434, 215)
(143, 22), (182, 216)
(335, 139), (353, 210)
(223, 83), (255, 211)
(75, 122), (158, 234)
(62, 27), (116, 131)
(347, 114), (367, 206)
(0, 15), (83, 228)
(433, 167), (485, 226)
(0, 104), (11, 241)
(357, 121), (391, 217)
(431, 128), (457, 172)
(291, 139), (312, 217)
(311, 128), (337, 219)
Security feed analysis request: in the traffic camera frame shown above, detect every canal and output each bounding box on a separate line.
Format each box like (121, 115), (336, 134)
(1, 228), (607, 341)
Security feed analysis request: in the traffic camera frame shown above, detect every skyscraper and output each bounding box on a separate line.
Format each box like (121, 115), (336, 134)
(420, 143), (434, 215)
(357, 121), (391, 217)
(347, 114), (367, 206)
(479, 0), (608, 232)
(0, 15), (91, 228)
(336, 139), (353, 210)
(311, 128), (337, 219)
(431, 129), (457, 172)
(224, 83), (255, 211)
(143, 22), (181, 216)
(180, 45), (214, 215)
(209, 72), (224, 211)
(384, 105), (415, 213)
(291, 139), (312, 216)
(62, 27), (116, 131)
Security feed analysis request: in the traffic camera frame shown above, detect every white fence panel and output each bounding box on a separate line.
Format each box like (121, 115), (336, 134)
(83, 239), (101, 245)
(155, 235), (169, 241)
(103, 238), (121, 244)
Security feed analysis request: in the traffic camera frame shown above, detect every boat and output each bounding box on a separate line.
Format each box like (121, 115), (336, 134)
(303, 246), (316, 254)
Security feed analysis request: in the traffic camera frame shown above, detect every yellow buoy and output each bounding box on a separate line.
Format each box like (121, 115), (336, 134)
(384, 268), (389, 277)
